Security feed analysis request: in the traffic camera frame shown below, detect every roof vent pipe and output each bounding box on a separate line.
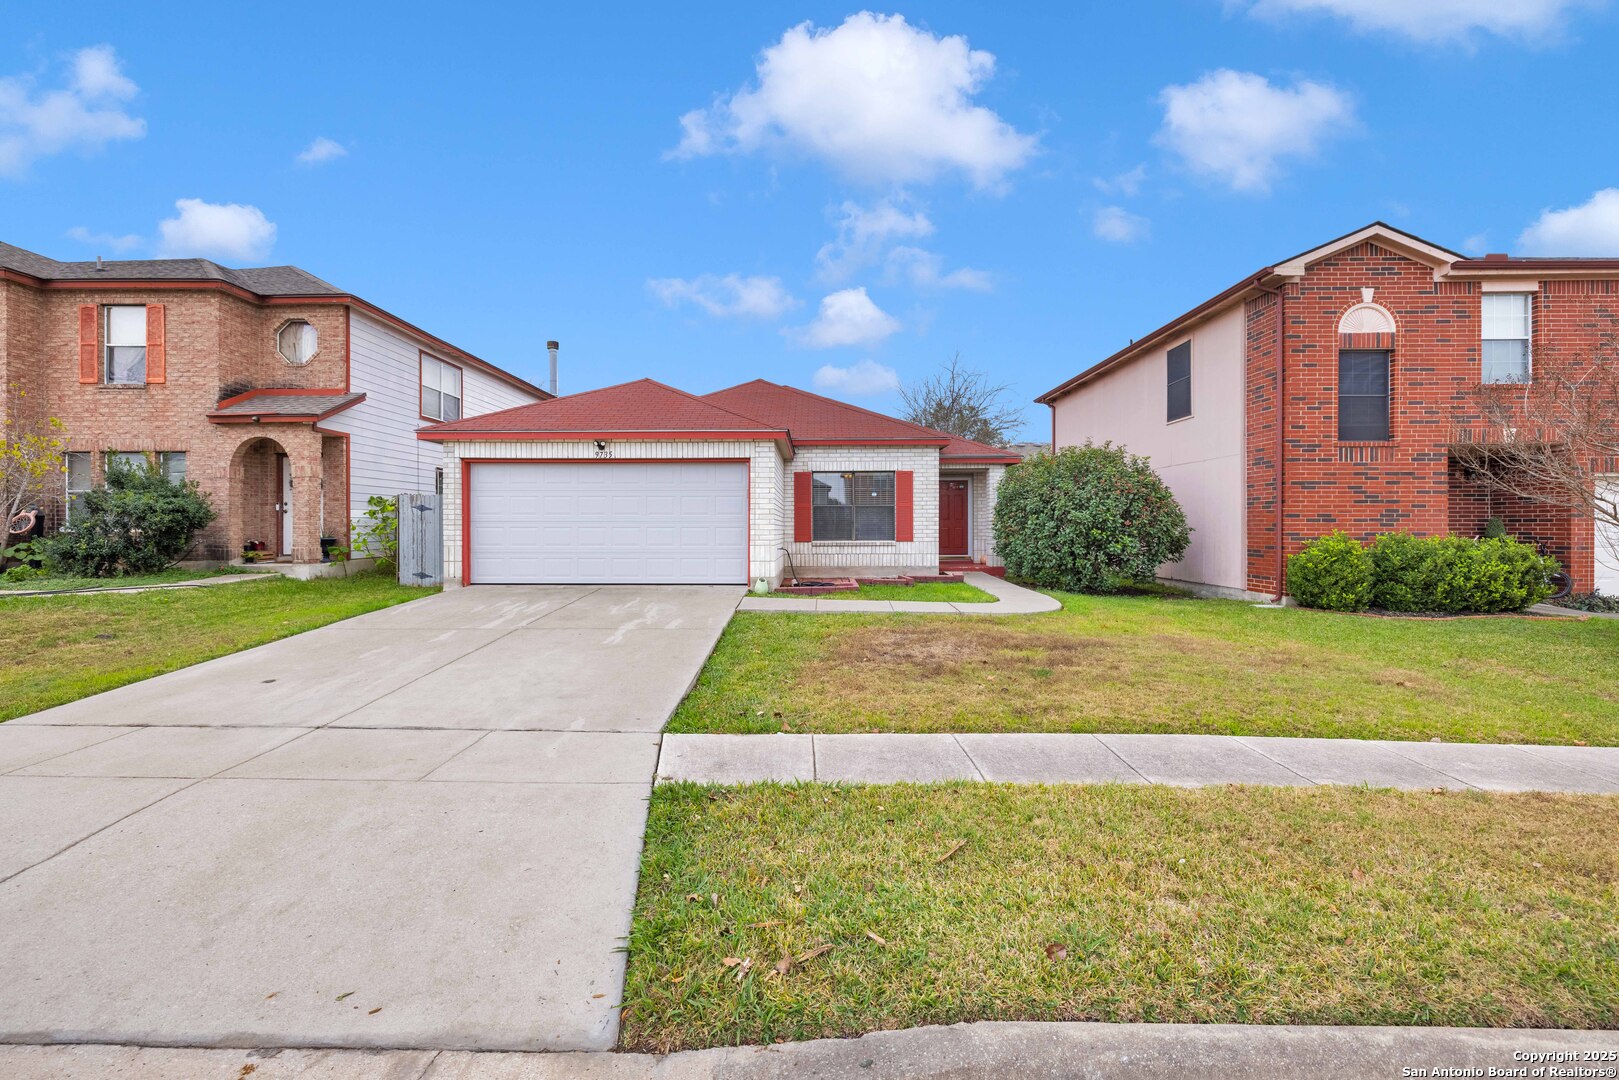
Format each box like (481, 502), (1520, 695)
(546, 340), (559, 397)
(95, 256), (105, 271)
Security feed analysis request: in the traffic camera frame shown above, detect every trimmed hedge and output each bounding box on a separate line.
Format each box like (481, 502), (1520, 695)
(993, 443), (1190, 594)
(1289, 531), (1559, 614)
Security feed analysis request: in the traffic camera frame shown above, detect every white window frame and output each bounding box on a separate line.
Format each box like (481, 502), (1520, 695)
(810, 470), (897, 542)
(420, 353), (463, 422)
(104, 304), (147, 385)
(1482, 293), (1533, 385)
(64, 452), (92, 524)
(158, 451), (187, 483)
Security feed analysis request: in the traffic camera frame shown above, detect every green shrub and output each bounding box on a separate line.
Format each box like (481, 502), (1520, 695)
(1481, 516), (1510, 540)
(992, 443), (1190, 593)
(36, 457), (216, 577)
(1296, 531), (1557, 614)
(1553, 591), (1619, 613)
(1287, 532), (1374, 612)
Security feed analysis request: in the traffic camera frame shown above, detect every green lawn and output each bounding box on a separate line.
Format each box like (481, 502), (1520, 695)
(0, 565), (270, 593)
(0, 572), (429, 722)
(668, 591), (1619, 745)
(764, 581), (994, 603)
(621, 782), (1619, 1052)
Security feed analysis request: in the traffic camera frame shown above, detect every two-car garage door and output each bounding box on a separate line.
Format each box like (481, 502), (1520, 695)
(467, 461), (747, 584)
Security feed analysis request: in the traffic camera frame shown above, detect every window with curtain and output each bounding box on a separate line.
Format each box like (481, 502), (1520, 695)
(1166, 341), (1192, 422)
(811, 471), (896, 540)
(104, 305), (146, 385)
(1482, 293), (1532, 384)
(276, 320), (319, 365)
(421, 354), (463, 421)
(1338, 350), (1391, 442)
(64, 452), (91, 523)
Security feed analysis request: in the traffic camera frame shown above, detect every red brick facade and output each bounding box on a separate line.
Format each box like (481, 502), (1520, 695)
(1242, 240), (1605, 594)
(1, 279), (352, 562)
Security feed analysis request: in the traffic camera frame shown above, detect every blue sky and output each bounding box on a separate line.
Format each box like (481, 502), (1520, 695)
(5, 2), (1617, 438)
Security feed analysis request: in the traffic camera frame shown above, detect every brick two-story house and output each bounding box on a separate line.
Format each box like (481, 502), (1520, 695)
(1038, 223), (1619, 600)
(0, 242), (547, 567)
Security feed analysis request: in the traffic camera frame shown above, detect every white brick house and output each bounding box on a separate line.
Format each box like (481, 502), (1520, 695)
(418, 379), (1020, 588)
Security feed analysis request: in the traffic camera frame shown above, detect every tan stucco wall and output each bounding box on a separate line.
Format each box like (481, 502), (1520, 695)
(1051, 303), (1247, 592)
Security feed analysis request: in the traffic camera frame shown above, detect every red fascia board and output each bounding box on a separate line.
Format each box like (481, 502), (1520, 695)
(942, 455), (1020, 465)
(1035, 269), (1273, 404)
(1451, 258), (1619, 271)
(790, 437), (950, 447)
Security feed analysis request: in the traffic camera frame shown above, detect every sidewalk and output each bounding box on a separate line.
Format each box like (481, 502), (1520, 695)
(658, 731), (1619, 792)
(738, 572), (1060, 615)
(4, 1023), (1613, 1079)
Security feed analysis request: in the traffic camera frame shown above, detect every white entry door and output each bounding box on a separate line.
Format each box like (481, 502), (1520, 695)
(467, 461), (748, 584)
(1598, 478), (1619, 596)
(277, 455), (293, 557)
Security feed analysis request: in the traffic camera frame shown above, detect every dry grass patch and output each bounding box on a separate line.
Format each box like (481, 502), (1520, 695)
(667, 591), (1619, 744)
(621, 783), (1619, 1052)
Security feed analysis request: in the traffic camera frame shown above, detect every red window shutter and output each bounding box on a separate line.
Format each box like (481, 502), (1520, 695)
(145, 304), (166, 384)
(793, 471), (813, 542)
(895, 470), (914, 542)
(77, 305), (98, 384)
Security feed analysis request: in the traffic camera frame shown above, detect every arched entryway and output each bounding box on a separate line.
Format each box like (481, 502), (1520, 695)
(230, 436), (293, 559)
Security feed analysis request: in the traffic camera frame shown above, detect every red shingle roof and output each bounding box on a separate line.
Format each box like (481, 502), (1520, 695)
(418, 379), (786, 437)
(418, 376), (1021, 463)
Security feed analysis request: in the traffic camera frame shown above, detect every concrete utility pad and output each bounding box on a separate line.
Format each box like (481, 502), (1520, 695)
(0, 777), (651, 1051)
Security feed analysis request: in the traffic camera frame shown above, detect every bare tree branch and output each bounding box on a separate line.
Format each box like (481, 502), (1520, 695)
(899, 353), (1025, 447)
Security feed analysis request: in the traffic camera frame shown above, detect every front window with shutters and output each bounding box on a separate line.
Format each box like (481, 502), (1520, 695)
(104, 305), (146, 385)
(421, 354), (463, 421)
(1482, 293), (1533, 384)
(811, 471), (895, 540)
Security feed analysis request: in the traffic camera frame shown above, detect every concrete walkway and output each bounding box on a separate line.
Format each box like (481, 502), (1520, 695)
(659, 731), (1619, 792)
(0, 585), (742, 1053)
(3, 1023), (1613, 1078)
(738, 571), (1060, 615)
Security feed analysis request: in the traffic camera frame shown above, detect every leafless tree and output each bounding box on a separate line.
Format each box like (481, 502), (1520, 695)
(1455, 336), (1619, 578)
(899, 354), (1025, 447)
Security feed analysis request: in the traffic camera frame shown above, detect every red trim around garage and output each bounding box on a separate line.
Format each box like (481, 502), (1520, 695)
(458, 457), (753, 586)
(419, 428), (788, 443)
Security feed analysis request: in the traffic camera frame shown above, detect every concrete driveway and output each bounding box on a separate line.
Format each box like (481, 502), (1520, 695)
(0, 585), (741, 1052)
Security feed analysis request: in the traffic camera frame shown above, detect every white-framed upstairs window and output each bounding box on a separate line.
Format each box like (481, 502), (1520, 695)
(1482, 293), (1532, 384)
(421, 354), (463, 421)
(104, 305), (147, 385)
(64, 452), (92, 523)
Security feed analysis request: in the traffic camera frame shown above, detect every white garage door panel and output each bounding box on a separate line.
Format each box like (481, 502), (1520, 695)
(1598, 478), (1619, 596)
(469, 461), (748, 584)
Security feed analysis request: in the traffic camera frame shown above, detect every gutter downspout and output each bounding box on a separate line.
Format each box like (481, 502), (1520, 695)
(1260, 281), (1288, 602)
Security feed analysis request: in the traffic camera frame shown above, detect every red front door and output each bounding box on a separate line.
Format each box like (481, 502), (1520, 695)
(940, 479), (970, 556)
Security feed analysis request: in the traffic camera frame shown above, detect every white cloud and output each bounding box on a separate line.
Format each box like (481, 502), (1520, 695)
(66, 225), (141, 253)
(668, 12), (1037, 189)
(792, 287), (902, 348)
(647, 273), (798, 319)
(1461, 231), (1490, 255)
(884, 246), (992, 290)
(1239, 0), (1593, 44)
(1518, 189), (1619, 256)
(816, 198), (934, 280)
(157, 198), (276, 261)
(0, 45), (145, 178)
(1093, 206), (1150, 244)
(296, 136), (347, 165)
(812, 359), (901, 396)
(1155, 69), (1357, 193)
(1093, 163), (1147, 197)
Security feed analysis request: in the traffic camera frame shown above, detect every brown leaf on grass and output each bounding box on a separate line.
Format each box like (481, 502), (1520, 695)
(748, 920), (785, 928)
(710, 893), (720, 907)
(795, 943), (834, 964)
(721, 957), (743, 967)
(937, 839), (966, 864)
(773, 954), (792, 976)
(865, 931), (888, 946)
(367, 1007), (382, 1015)
(1351, 866), (1366, 881)
(1045, 943), (1068, 961)
(685, 893), (703, 903)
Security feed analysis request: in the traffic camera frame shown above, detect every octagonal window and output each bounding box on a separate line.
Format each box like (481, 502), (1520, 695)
(277, 320), (318, 365)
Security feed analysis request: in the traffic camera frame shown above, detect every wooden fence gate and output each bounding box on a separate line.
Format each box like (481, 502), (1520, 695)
(396, 492), (443, 587)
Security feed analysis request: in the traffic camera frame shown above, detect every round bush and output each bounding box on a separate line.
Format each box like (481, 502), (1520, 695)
(37, 458), (216, 577)
(992, 443), (1190, 593)
(1369, 532), (1448, 613)
(1286, 532), (1374, 612)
